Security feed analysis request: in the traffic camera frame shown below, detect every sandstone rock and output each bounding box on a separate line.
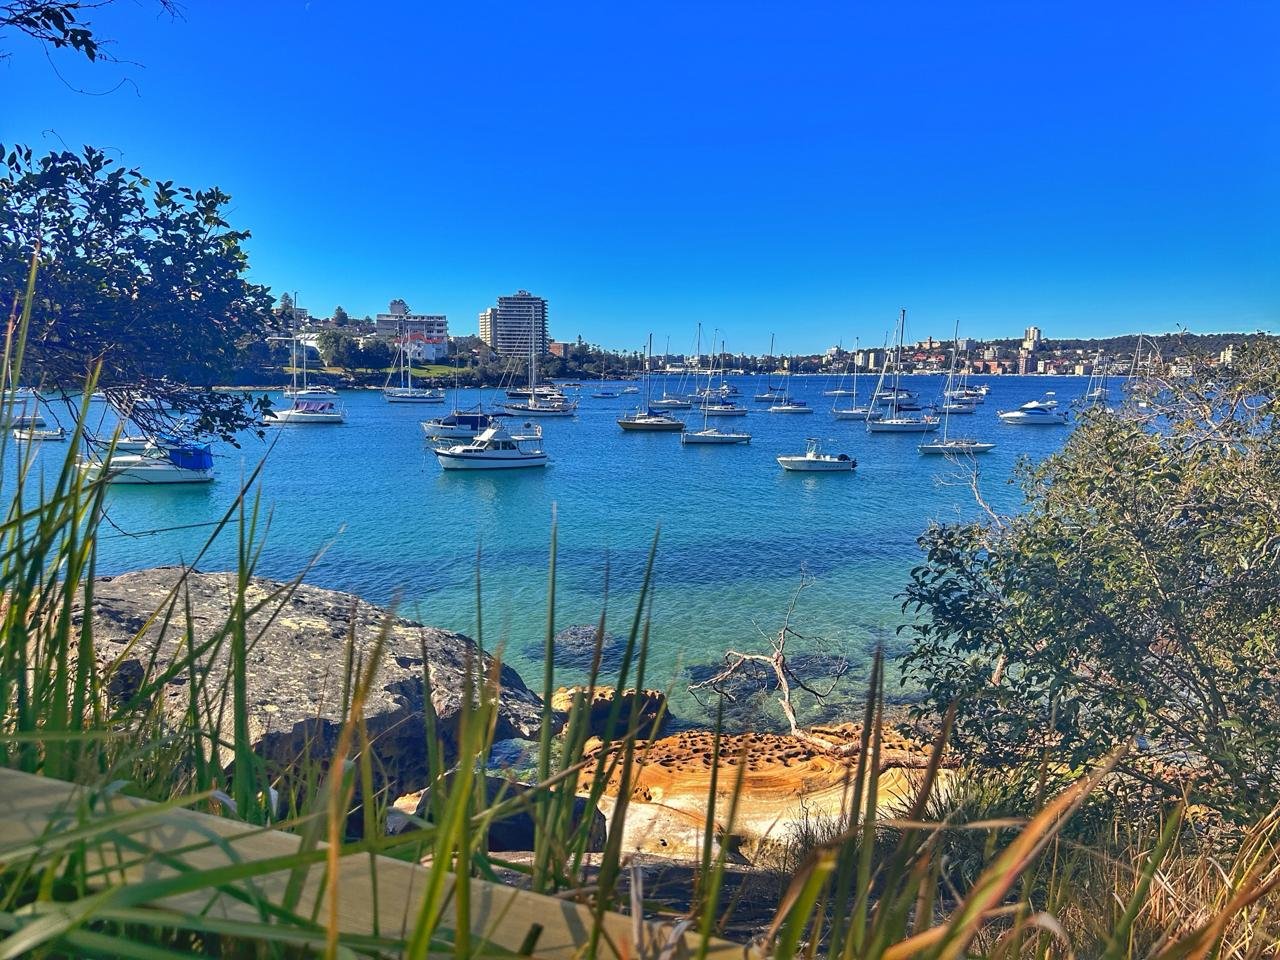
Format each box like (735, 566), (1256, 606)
(75, 567), (545, 798)
(550, 685), (669, 740)
(580, 723), (952, 861)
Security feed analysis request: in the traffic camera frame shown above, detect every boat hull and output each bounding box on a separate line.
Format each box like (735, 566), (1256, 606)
(831, 408), (874, 420)
(769, 405), (813, 414)
(918, 441), (996, 454)
(777, 457), (854, 472)
(617, 418), (684, 431)
(434, 450), (547, 470)
(996, 412), (1068, 425)
(682, 431), (750, 444)
(270, 411), (346, 424)
(867, 419), (939, 433)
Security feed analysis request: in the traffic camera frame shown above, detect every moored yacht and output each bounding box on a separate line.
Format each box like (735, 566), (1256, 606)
(997, 403), (1068, 425)
(777, 438), (856, 472)
(920, 323), (996, 455)
(421, 409), (508, 440)
(270, 399), (346, 424)
(433, 422), (548, 470)
(80, 442), (215, 484)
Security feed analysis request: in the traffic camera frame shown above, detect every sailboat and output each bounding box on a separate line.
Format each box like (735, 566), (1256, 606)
(383, 327), (446, 403)
(919, 324), (995, 454)
(504, 321), (577, 416)
(754, 333), (788, 402)
(866, 309), (939, 434)
(683, 339), (751, 444)
(618, 335), (685, 432)
(1082, 351), (1110, 405)
(590, 363), (619, 399)
(769, 355), (812, 413)
(832, 338), (877, 419)
(284, 336), (337, 398)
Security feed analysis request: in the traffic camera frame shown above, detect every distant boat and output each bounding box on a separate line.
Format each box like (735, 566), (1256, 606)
(434, 422), (548, 470)
(80, 443), (215, 484)
(619, 335), (686, 432)
(13, 425), (67, 442)
(270, 399), (346, 424)
(832, 338), (876, 419)
(384, 327), (445, 403)
(421, 409), (508, 440)
(285, 335), (337, 398)
(504, 321), (578, 417)
(920, 322), (995, 455)
(769, 354), (812, 413)
(682, 335), (751, 445)
(867, 310), (939, 434)
(778, 438), (856, 472)
(997, 404), (1068, 425)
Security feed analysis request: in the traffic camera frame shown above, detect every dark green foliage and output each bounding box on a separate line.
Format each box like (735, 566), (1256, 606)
(902, 339), (1280, 818)
(1, 143), (276, 438)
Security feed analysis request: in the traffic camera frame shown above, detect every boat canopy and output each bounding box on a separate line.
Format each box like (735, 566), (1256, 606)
(294, 401), (336, 412)
(167, 444), (214, 470)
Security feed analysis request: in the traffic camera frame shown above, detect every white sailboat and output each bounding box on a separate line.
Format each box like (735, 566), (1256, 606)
(383, 326), (446, 403)
(866, 310), (939, 434)
(832, 338), (877, 419)
(769, 355), (813, 413)
(283, 336), (337, 399)
(683, 337), (751, 445)
(504, 322), (577, 416)
(920, 324), (995, 455)
(754, 333), (788, 402)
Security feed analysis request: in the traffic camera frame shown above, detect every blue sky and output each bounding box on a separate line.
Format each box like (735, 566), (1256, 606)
(3, 2), (1277, 353)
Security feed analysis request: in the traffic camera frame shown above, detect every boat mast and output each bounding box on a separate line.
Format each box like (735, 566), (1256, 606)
(942, 320), (961, 443)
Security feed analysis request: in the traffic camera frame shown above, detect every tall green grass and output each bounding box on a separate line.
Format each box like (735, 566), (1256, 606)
(3, 261), (1280, 957)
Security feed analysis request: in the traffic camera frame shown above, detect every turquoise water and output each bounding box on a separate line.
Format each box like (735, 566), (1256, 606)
(17, 375), (1085, 718)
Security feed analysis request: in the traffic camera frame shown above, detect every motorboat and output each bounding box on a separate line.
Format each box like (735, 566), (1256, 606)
(682, 427), (750, 445)
(270, 399), (346, 424)
(421, 410), (508, 440)
(777, 438), (856, 472)
(620, 386), (640, 395)
(433, 422), (548, 470)
(997, 404), (1069, 425)
(80, 443), (215, 484)
(10, 413), (46, 430)
(939, 400), (977, 415)
(13, 425), (67, 442)
(1020, 392), (1060, 411)
(505, 386), (565, 401)
(769, 400), (813, 414)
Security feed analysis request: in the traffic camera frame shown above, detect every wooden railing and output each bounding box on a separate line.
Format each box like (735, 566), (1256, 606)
(0, 769), (748, 959)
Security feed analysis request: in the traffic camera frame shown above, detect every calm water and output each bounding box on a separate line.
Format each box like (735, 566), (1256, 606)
(15, 375), (1087, 717)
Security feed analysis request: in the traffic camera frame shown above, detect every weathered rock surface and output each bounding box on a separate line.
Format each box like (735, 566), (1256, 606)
(550, 685), (669, 740)
(580, 723), (952, 861)
(75, 567), (544, 796)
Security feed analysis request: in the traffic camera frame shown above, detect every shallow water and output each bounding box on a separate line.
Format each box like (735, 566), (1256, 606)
(13, 375), (1087, 719)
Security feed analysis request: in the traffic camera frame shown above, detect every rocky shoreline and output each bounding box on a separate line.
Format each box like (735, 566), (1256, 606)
(76, 567), (942, 865)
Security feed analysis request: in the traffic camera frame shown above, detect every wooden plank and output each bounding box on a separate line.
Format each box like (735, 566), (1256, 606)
(0, 768), (750, 959)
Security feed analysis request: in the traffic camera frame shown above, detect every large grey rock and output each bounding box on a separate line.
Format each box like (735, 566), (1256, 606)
(74, 566), (545, 796)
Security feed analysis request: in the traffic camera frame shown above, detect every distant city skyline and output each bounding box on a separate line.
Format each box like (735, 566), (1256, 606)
(3, 3), (1276, 353)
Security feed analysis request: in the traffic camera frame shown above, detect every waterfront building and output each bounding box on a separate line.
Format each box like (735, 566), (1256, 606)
(478, 290), (549, 357)
(374, 300), (449, 362)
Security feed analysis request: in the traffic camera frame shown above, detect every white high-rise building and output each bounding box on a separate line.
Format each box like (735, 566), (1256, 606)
(478, 290), (549, 357)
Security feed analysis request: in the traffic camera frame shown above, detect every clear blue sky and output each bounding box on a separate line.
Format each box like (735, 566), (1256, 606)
(3, 2), (1277, 352)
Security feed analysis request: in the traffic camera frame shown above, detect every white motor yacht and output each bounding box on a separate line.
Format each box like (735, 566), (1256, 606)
(434, 422), (548, 470)
(270, 399), (346, 424)
(13, 425), (67, 442)
(777, 438), (856, 472)
(80, 443), (215, 484)
(997, 404), (1069, 425)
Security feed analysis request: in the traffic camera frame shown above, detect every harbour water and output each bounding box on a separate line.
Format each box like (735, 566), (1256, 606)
(16, 375), (1089, 718)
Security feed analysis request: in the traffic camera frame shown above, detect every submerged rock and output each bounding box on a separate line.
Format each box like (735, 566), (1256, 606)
(525, 623), (627, 675)
(580, 723), (951, 862)
(550, 685), (670, 740)
(75, 566), (545, 798)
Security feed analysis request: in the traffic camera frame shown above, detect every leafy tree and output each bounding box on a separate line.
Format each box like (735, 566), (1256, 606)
(278, 291), (295, 316)
(900, 339), (1280, 817)
(1, 1), (178, 67)
(1, 144), (276, 438)
(357, 338), (392, 370)
(332, 305), (350, 326)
